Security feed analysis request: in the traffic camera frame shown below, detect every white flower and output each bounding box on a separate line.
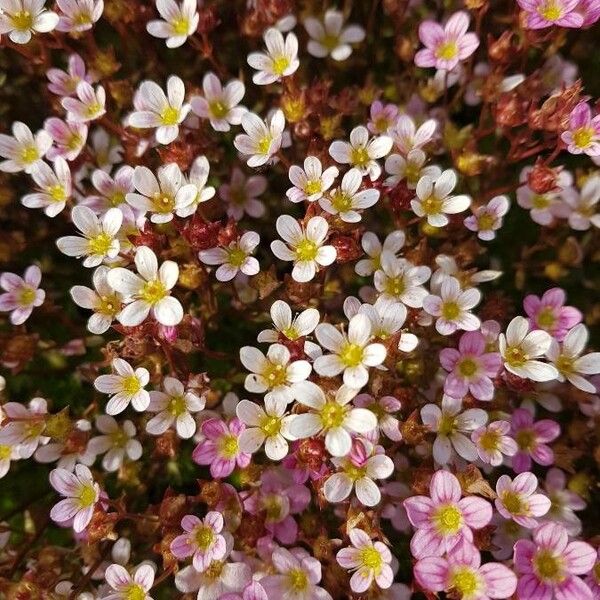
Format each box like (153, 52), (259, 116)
(384, 149), (441, 189)
(288, 382), (377, 456)
(324, 439), (394, 506)
(314, 313), (387, 389)
(328, 126), (393, 181)
(429, 254), (501, 292)
(563, 175), (600, 231)
(392, 115), (437, 155)
(129, 76), (190, 145)
(355, 230), (405, 277)
(286, 156), (338, 203)
(247, 27), (299, 85)
(146, 0), (199, 48)
(56, 206), (122, 268)
(146, 377), (205, 439)
(319, 168), (380, 223)
(126, 163), (197, 223)
(94, 357), (150, 415)
(0, 121), (52, 173)
(199, 231), (260, 282)
(421, 395), (488, 464)
(70, 266), (124, 334)
(21, 157), (71, 217)
(464, 195), (510, 241)
(499, 316), (559, 382)
(106, 246), (183, 327)
(234, 110), (285, 167)
(83, 165), (134, 213)
(257, 299), (320, 343)
(219, 168), (266, 221)
(373, 254), (431, 307)
(0, 0), (58, 44)
(61, 81), (106, 122)
(411, 169), (471, 227)
(190, 72), (246, 132)
(236, 396), (296, 460)
(87, 415), (142, 472)
(104, 563), (155, 600)
(55, 0), (103, 33)
(270, 215), (336, 282)
(176, 156), (216, 218)
(239, 343), (311, 403)
(303, 9), (365, 61)
(0, 398), (49, 458)
(547, 324), (600, 393)
(423, 276), (481, 335)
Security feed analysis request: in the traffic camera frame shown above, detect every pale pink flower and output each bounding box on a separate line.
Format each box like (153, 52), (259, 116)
(44, 118), (87, 162)
(563, 174), (600, 230)
(191, 72), (246, 132)
(234, 110), (285, 167)
(170, 512), (228, 572)
(471, 420), (518, 466)
(336, 528), (393, 592)
(87, 415), (142, 472)
(287, 156), (339, 204)
(355, 230), (405, 277)
(517, 0), (584, 29)
(47, 53), (92, 96)
(464, 195), (510, 241)
(523, 288), (581, 342)
(0, 121), (52, 173)
(439, 330), (501, 401)
(514, 522), (595, 600)
(220, 581), (268, 600)
(354, 394), (402, 442)
(220, 168), (266, 220)
(384, 148), (441, 189)
(368, 101), (399, 135)
(561, 101), (600, 156)
(61, 81), (106, 122)
(146, 0), (199, 48)
(415, 12), (479, 71)
(403, 470), (492, 559)
(0, 397), (49, 458)
(49, 464), (100, 532)
(414, 539), (516, 599)
(392, 115), (437, 155)
(55, 0), (103, 32)
(510, 408), (560, 473)
(21, 157), (72, 217)
(192, 418), (251, 478)
(82, 166), (134, 213)
(0, 265), (45, 325)
(0, 0), (59, 44)
(304, 9), (365, 61)
(247, 28), (299, 85)
(542, 468), (586, 536)
(495, 472), (551, 529)
(104, 563), (155, 600)
(199, 232), (261, 282)
(94, 357), (150, 415)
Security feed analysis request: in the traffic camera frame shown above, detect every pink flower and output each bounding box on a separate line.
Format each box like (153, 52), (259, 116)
(104, 563), (155, 600)
(510, 408), (560, 473)
(414, 539), (516, 599)
(49, 465), (100, 532)
(336, 528), (393, 592)
(463, 195), (510, 241)
(44, 117), (88, 162)
(513, 522), (596, 600)
(471, 420), (518, 466)
(192, 418), (251, 478)
(561, 101), (600, 156)
(495, 472), (551, 529)
(403, 470), (492, 559)
(220, 581), (268, 600)
(523, 288), (582, 342)
(414, 12), (479, 71)
(367, 101), (399, 135)
(542, 468), (586, 536)
(0, 265), (45, 325)
(439, 330), (502, 401)
(46, 53), (93, 97)
(170, 512), (228, 572)
(517, 0), (584, 28)
(584, 548), (600, 600)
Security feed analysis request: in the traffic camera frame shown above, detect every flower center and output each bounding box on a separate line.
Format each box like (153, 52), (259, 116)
(536, 307), (556, 329)
(531, 194), (551, 209)
(109, 191), (126, 206)
(339, 342), (364, 367)
(97, 294), (120, 316)
(433, 504), (463, 536)
(384, 276), (405, 297)
(77, 483), (97, 508)
(404, 162), (421, 185)
(457, 357), (478, 378)
(263, 494), (285, 521)
(287, 568), (309, 592)
(67, 132), (83, 150)
(282, 325), (299, 340)
(229, 186), (247, 206)
(295, 239), (318, 262)
(124, 583), (147, 600)
(534, 549), (565, 582)
(593, 562), (600, 583)
(515, 428), (536, 451)
(421, 195), (443, 215)
(271, 55), (291, 76)
(122, 374), (142, 396)
(260, 415), (282, 437)
(109, 428), (129, 447)
(441, 301), (460, 321)
(11, 10), (33, 30)
(344, 462), (367, 481)
(436, 41), (458, 60)
(330, 189), (354, 213)
(194, 525), (215, 550)
(74, 11), (92, 26)
(88, 232), (113, 256)
(450, 567), (479, 598)
(477, 212), (495, 231)
(86, 102), (103, 118)
(209, 100), (228, 118)
(505, 345), (528, 367)
(555, 354), (574, 375)
(140, 279), (167, 305)
(227, 247), (247, 268)
(438, 413), (456, 436)
(538, 0), (563, 21)
(502, 490), (526, 515)
(257, 136), (272, 154)
(262, 362), (288, 388)
(18, 286), (36, 306)
(479, 429), (500, 452)
(304, 179), (322, 196)
(48, 184), (67, 202)
(359, 547), (383, 573)
(160, 106), (180, 126)
(152, 192), (176, 213)
(321, 33), (340, 51)
(0, 445), (12, 460)
(350, 146), (370, 168)
(168, 395), (187, 416)
(172, 16), (189, 35)
(20, 145), (38, 164)
(218, 434), (239, 458)
(319, 400), (347, 429)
